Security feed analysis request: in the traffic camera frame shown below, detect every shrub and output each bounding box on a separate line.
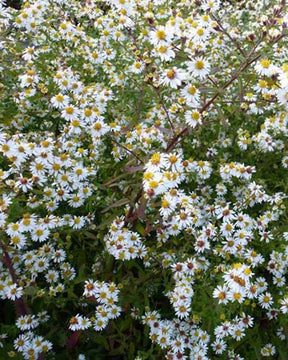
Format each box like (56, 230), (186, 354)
(0, 0), (288, 359)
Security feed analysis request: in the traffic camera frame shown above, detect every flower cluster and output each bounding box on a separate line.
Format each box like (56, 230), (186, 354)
(142, 310), (210, 359)
(69, 280), (121, 332)
(13, 312), (52, 359)
(143, 152), (185, 198)
(104, 217), (147, 260)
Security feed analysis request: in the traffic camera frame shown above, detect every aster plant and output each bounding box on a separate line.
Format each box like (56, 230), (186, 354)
(0, 0), (288, 359)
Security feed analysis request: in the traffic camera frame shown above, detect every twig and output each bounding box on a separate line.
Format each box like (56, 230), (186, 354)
(165, 48), (264, 153)
(153, 86), (175, 134)
(124, 188), (143, 227)
(211, 14), (246, 57)
(111, 137), (143, 164)
(1, 243), (29, 316)
(207, 75), (218, 87)
(136, 83), (144, 123)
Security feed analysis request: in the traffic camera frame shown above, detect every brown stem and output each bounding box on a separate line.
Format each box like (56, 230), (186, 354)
(111, 137), (143, 164)
(211, 14), (246, 57)
(67, 330), (81, 350)
(153, 86), (175, 133)
(124, 187), (143, 227)
(207, 75), (218, 87)
(136, 84), (144, 123)
(165, 50), (263, 153)
(1, 244), (29, 316)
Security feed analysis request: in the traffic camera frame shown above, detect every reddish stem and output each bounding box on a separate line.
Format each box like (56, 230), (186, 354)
(1, 246), (28, 316)
(67, 330), (81, 350)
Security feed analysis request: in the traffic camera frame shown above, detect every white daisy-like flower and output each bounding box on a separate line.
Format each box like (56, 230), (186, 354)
(258, 292), (273, 309)
(159, 67), (186, 89)
(202, 0), (220, 11)
(131, 61), (145, 74)
(255, 59), (278, 76)
(150, 25), (173, 46)
(153, 45), (175, 62)
(260, 343), (276, 357)
(278, 69), (288, 87)
(61, 105), (80, 121)
(280, 297), (288, 313)
(191, 26), (210, 43)
(276, 88), (288, 107)
(187, 57), (211, 79)
(51, 94), (70, 109)
(212, 339), (227, 354)
(181, 84), (200, 106)
(185, 110), (202, 128)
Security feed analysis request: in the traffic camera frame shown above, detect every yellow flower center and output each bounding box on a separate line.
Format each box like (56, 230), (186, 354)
(156, 29), (166, 40)
(158, 45), (167, 53)
(195, 60), (204, 70)
(197, 28), (204, 36)
(260, 59), (270, 68)
(65, 107), (74, 115)
(233, 292), (242, 300)
(151, 152), (161, 165)
(188, 86), (196, 95)
(218, 292), (226, 300)
(169, 155), (178, 163)
(56, 94), (64, 102)
(166, 69), (176, 79)
(191, 111), (200, 120)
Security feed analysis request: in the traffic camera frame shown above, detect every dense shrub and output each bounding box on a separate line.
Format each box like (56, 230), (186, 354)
(0, 0), (288, 359)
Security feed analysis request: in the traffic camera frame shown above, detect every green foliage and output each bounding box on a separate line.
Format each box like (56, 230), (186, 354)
(0, 0), (288, 359)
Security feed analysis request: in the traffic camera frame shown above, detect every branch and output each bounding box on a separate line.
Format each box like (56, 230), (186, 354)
(211, 14), (246, 57)
(165, 44), (264, 153)
(124, 188), (143, 227)
(1, 243), (29, 316)
(153, 86), (175, 134)
(111, 137), (143, 164)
